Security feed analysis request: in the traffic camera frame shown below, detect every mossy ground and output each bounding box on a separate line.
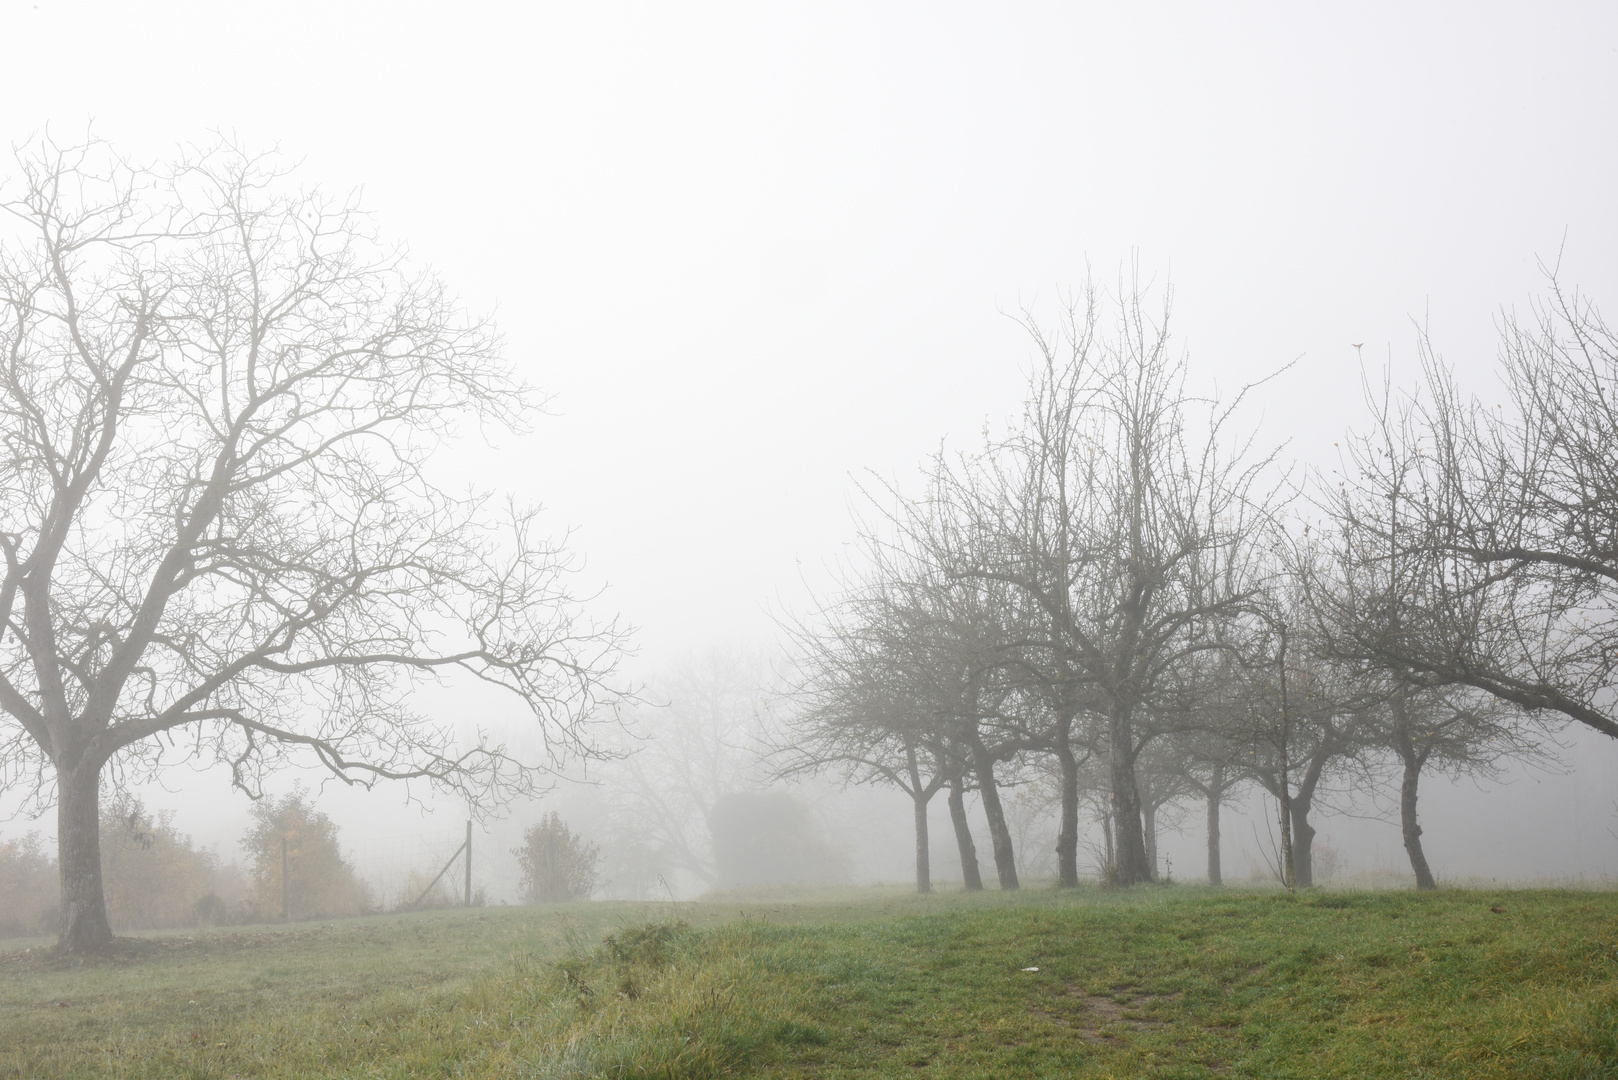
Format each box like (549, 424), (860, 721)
(2, 884), (1614, 1078)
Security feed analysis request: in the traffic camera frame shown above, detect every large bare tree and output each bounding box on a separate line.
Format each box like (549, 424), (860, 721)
(935, 281), (1279, 885)
(0, 139), (626, 951)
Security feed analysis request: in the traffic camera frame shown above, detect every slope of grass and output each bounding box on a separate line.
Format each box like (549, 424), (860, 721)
(2, 885), (1614, 1078)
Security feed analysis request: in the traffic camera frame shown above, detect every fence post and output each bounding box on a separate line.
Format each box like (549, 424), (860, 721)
(464, 820), (473, 907)
(281, 835), (289, 921)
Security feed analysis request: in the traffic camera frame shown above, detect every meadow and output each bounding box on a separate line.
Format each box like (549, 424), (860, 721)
(2, 883), (1615, 1079)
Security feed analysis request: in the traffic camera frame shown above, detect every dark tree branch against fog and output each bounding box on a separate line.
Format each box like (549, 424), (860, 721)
(1323, 278), (1618, 742)
(0, 137), (628, 953)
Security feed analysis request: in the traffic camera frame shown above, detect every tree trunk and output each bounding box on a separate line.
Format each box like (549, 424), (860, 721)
(1143, 802), (1158, 879)
(1101, 809), (1115, 885)
(1291, 805), (1317, 889)
(972, 749), (1019, 890)
(947, 775), (983, 891)
(57, 757), (113, 952)
(1054, 736), (1080, 888)
(1205, 772), (1222, 887)
(1108, 704), (1151, 884)
(906, 746), (933, 895)
(912, 792), (932, 894)
(1399, 750), (1436, 890)
(1391, 686), (1437, 890)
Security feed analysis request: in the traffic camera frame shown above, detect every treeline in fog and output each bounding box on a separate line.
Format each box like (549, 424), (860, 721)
(0, 791), (378, 938)
(775, 277), (1614, 894)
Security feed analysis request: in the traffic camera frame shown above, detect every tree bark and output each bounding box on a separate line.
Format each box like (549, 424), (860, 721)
(905, 745), (933, 895)
(912, 792), (932, 894)
(947, 774), (983, 891)
(1205, 769), (1223, 886)
(1054, 733), (1081, 887)
(1143, 802), (1158, 879)
(1399, 755), (1436, 890)
(1391, 686), (1437, 890)
(57, 757), (113, 952)
(1102, 809), (1115, 883)
(1291, 806), (1317, 888)
(1108, 704), (1152, 884)
(972, 748), (1019, 890)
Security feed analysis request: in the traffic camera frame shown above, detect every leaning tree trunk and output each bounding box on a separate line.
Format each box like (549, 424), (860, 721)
(1391, 687), (1437, 890)
(57, 755), (114, 952)
(1108, 703), (1152, 885)
(1398, 749), (1436, 890)
(946, 775), (984, 891)
(911, 791), (932, 895)
(1205, 766), (1223, 886)
(1054, 733), (1081, 888)
(972, 748), (1019, 890)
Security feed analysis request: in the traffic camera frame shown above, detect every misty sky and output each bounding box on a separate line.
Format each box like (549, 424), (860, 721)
(3, 2), (1616, 883)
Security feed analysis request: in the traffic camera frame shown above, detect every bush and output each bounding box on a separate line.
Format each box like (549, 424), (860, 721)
(515, 812), (600, 903)
(100, 792), (235, 931)
(243, 790), (372, 920)
(0, 833), (57, 938)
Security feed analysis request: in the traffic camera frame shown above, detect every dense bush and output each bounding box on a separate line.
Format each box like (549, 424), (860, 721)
(515, 812), (601, 903)
(243, 790), (372, 920)
(0, 833), (57, 938)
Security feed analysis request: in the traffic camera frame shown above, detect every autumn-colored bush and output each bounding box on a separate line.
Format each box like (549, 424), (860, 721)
(242, 790), (372, 920)
(0, 832), (57, 938)
(100, 792), (244, 932)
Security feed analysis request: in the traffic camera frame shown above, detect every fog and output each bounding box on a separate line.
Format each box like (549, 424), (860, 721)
(3, 2), (1617, 924)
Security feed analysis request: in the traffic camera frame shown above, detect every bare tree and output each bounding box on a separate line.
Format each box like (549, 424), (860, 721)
(0, 138), (627, 951)
(602, 649), (771, 892)
(1329, 278), (1618, 741)
(934, 279), (1279, 885)
(777, 588), (956, 894)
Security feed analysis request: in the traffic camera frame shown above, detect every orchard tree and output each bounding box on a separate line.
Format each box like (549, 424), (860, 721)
(1327, 279), (1618, 741)
(0, 138), (627, 952)
(936, 280), (1280, 885)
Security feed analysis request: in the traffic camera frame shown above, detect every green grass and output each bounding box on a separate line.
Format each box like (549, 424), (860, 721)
(2, 885), (1615, 1078)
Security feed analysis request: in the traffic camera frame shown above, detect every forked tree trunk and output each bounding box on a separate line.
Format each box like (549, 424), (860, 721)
(972, 749), (1019, 890)
(1108, 704), (1152, 884)
(57, 757), (113, 952)
(905, 746), (933, 895)
(1205, 776), (1223, 887)
(947, 775), (983, 891)
(912, 792), (932, 894)
(1054, 733), (1081, 887)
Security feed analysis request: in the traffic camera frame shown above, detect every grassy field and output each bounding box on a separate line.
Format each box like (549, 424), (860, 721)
(2, 884), (1615, 1079)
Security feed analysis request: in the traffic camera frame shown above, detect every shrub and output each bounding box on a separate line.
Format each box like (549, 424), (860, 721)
(515, 812), (600, 903)
(0, 832), (57, 938)
(242, 790), (372, 920)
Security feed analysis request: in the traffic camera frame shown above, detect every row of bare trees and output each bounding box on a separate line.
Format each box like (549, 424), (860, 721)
(784, 274), (1606, 892)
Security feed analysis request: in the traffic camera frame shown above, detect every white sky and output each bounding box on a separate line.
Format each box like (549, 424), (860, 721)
(3, 1), (1616, 880)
